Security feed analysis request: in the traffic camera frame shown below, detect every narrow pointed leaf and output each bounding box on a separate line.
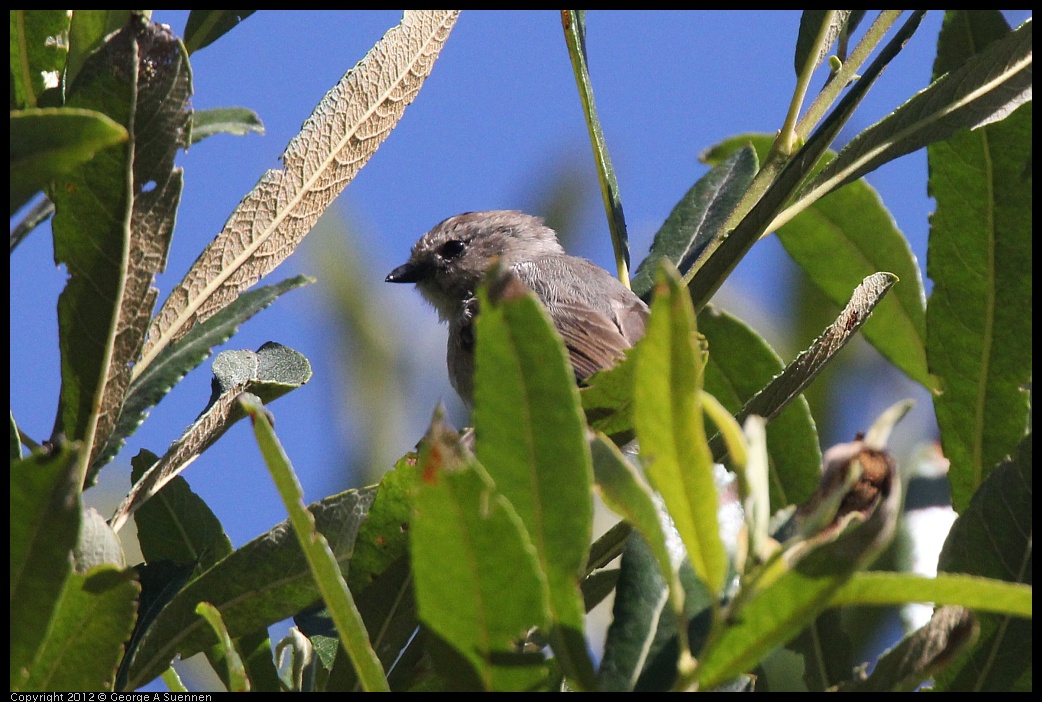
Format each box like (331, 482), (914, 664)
(125, 486), (377, 691)
(10, 441), (82, 691)
(635, 263), (726, 596)
(631, 146), (757, 300)
(473, 281), (596, 688)
(799, 17), (1032, 206)
(409, 410), (551, 691)
(926, 13), (1032, 512)
(830, 572), (1031, 617)
(196, 603), (250, 691)
(190, 107), (265, 144)
(110, 342), (312, 531)
(140, 11), (460, 374)
(93, 275), (313, 473)
(183, 10), (255, 54)
(51, 16), (189, 486)
(730, 272), (896, 429)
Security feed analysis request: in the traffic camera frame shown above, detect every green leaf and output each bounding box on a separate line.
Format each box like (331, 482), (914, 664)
(777, 180), (930, 389)
(799, 16), (1032, 207)
(239, 394), (390, 692)
(698, 304), (821, 511)
(409, 409), (551, 691)
(196, 602), (250, 692)
(703, 132), (931, 390)
(124, 486), (377, 691)
(926, 13), (1032, 513)
(830, 572), (1031, 618)
(190, 107), (266, 144)
(20, 566), (139, 692)
(934, 434), (1032, 691)
(580, 343), (640, 440)
(9, 10), (70, 109)
(9, 441), (82, 691)
(10, 108), (128, 216)
(473, 280), (596, 688)
(131, 449), (233, 572)
(631, 146), (758, 300)
(183, 10), (255, 54)
(590, 434), (677, 596)
(66, 11), (139, 90)
(598, 534), (714, 691)
(597, 534), (671, 691)
(634, 263), (726, 597)
(51, 17), (190, 486)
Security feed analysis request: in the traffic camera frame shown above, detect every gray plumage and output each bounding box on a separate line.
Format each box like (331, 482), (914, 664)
(386, 210), (648, 405)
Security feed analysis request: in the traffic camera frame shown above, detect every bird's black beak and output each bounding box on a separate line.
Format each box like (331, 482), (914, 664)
(385, 261), (427, 283)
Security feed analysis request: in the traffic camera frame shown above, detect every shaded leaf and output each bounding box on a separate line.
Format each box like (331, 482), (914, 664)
(934, 434), (1032, 691)
(124, 486), (377, 690)
(926, 12), (1032, 512)
(473, 278), (596, 688)
(131, 449), (233, 573)
(66, 11), (138, 90)
(141, 11), (460, 372)
(9, 441), (82, 691)
(110, 342), (312, 531)
(631, 146), (757, 299)
(51, 16), (189, 486)
(183, 10), (255, 54)
(20, 567), (139, 692)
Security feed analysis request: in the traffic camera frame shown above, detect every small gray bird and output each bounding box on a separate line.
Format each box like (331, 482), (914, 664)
(386, 210), (649, 405)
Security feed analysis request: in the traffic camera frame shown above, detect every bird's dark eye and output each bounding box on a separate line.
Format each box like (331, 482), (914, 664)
(439, 239), (466, 260)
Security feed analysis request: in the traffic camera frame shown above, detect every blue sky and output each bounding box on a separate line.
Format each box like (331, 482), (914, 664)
(9, 10), (1030, 688)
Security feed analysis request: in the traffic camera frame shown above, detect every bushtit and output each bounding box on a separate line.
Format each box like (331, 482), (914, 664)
(386, 210), (649, 406)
